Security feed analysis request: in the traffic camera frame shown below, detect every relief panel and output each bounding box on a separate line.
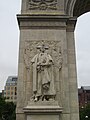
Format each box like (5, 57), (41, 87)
(28, 0), (57, 10)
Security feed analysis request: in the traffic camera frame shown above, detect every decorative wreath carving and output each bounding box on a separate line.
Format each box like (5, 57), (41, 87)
(24, 40), (62, 70)
(28, 0), (57, 10)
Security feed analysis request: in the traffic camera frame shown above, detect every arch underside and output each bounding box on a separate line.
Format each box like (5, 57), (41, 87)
(73, 0), (90, 17)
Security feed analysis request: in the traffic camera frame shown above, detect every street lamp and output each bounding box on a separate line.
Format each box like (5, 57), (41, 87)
(85, 116), (88, 119)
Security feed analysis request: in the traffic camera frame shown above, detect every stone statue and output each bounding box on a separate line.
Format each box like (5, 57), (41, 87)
(31, 44), (56, 102)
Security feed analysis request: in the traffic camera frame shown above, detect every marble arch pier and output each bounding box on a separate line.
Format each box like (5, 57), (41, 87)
(16, 0), (90, 120)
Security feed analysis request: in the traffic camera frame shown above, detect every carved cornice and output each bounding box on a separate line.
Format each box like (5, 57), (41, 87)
(23, 101), (62, 114)
(17, 14), (69, 29)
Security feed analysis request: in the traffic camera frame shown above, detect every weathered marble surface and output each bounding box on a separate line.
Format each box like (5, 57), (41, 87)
(30, 44), (56, 102)
(16, 0), (79, 120)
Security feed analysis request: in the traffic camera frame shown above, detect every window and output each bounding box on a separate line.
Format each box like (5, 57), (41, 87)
(12, 78), (17, 81)
(14, 96), (17, 99)
(7, 87), (10, 90)
(87, 95), (90, 101)
(7, 91), (10, 95)
(6, 97), (10, 99)
(6, 83), (10, 85)
(11, 87), (13, 90)
(86, 90), (90, 93)
(15, 87), (17, 95)
(11, 92), (13, 95)
(11, 96), (13, 99)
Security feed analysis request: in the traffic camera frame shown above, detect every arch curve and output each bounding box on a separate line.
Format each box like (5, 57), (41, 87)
(73, 0), (90, 17)
(66, 0), (90, 17)
(66, 0), (77, 16)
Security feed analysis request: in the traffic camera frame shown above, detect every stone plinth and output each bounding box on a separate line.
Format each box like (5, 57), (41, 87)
(23, 101), (62, 120)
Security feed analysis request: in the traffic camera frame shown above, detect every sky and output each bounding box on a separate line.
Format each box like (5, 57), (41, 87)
(75, 12), (90, 88)
(0, 1), (90, 91)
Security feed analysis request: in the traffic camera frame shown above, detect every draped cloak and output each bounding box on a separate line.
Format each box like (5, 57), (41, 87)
(31, 52), (56, 97)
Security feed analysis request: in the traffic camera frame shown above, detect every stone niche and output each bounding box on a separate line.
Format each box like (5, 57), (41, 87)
(23, 40), (63, 102)
(23, 42), (63, 120)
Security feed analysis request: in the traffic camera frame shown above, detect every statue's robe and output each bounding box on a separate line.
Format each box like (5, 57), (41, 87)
(31, 52), (56, 97)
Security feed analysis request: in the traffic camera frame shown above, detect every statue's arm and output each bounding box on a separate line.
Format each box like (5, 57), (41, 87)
(31, 55), (37, 64)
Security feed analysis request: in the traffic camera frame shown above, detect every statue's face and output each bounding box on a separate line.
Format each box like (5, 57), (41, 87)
(41, 48), (45, 53)
(37, 44), (48, 53)
(40, 44), (45, 53)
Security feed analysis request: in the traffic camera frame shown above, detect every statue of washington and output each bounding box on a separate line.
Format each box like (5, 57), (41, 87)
(31, 44), (56, 102)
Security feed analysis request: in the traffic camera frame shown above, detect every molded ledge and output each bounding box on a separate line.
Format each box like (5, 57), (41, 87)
(23, 101), (63, 114)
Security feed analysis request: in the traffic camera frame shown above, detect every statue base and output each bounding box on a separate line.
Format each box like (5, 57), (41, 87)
(23, 101), (62, 120)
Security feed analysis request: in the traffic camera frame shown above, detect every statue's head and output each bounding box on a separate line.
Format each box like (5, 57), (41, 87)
(37, 44), (49, 53)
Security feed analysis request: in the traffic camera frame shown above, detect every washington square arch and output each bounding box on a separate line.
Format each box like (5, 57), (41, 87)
(16, 0), (90, 120)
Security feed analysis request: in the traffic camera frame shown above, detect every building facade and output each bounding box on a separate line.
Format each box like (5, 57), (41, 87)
(4, 76), (17, 103)
(78, 86), (90, 108)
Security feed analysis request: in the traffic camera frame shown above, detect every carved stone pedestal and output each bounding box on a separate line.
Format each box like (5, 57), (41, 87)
(23, 101), (62, 120)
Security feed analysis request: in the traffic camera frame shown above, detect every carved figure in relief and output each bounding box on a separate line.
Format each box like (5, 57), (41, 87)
(31, 44), (56, 102)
